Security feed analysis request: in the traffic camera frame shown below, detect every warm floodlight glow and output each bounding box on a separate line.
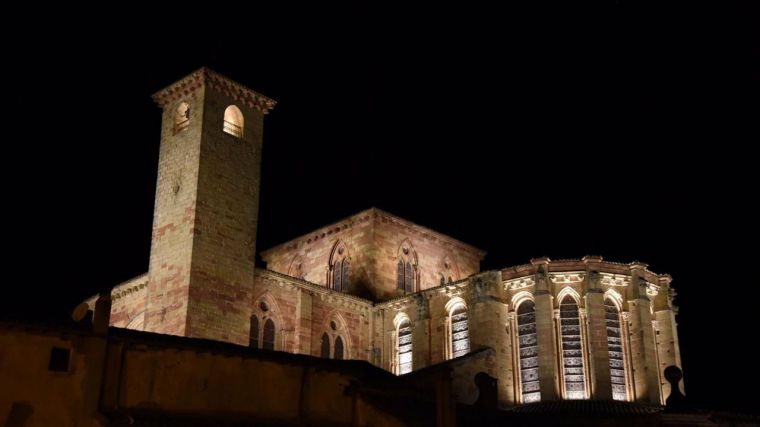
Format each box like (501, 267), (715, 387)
(223, 105), (244, 138)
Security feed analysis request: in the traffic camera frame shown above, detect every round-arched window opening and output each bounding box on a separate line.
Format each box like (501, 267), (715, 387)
(259, 301), (269, 312)
(223, 105), (244, 138)
(174, 102), (190, 134)
(330, 320), (337, 331)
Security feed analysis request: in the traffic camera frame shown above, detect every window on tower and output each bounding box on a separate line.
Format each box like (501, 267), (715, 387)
(223, 105), (244, 138)
(174, 102), (190, 134)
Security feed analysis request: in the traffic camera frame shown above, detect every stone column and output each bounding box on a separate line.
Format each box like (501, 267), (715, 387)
(467, 272), (512, 407)
(583, 257), (613, 400)
(654, 275), (683, 397)
(295, 289), (313, 355)
(507, 312), (520, 405)
(627, 262), (662, 404)
(413, 293), (432, 370)
(532, 258), (559, 401)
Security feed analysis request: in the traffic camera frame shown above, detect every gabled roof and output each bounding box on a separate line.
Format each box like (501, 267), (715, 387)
(260, 207), (486, 259)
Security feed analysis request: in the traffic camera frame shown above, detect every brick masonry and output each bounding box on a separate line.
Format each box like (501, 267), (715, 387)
(90, 69), (682, 408)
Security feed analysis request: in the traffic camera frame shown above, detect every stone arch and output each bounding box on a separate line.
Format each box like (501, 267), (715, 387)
(328, 240), (350, 292)
(287, 255), (305, 279)
(604, 288), (624, 311)
(251, 291), (284, 351)
(445, 296), (467, 314)
(320, 309), (352, 359)
(397, 239), (419, 265)
(440, 254), (460, 284)
(125, 311), (145, 331)
(393, 311), (412, 329)
(174, 101), (190, 134)
(223, 105), (244, 138)
(511, 291), (535, 311)
(556, 286), (582, 309)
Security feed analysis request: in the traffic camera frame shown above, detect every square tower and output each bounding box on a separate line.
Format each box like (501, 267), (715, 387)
(145, 69), (276, 344)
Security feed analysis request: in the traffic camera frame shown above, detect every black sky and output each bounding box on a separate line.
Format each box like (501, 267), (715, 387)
(5, 3), (758, 415)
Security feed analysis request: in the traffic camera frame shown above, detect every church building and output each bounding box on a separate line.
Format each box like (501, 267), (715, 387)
(0, 69), (691, 427)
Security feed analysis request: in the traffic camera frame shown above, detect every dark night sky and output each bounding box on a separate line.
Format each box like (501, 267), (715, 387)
(5, 3), (758, 415)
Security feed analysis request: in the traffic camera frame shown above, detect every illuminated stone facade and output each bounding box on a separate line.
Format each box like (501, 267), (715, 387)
(90, 69), (682, 408)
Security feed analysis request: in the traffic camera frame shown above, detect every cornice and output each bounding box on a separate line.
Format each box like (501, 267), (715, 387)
(255, 269), (373, 312)
(152, 68), (277, 113)
(504, 277), (535, 291)
(260, 207), (486, 259)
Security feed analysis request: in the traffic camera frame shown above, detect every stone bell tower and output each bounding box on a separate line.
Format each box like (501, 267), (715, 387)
(144, 68), (276, 344)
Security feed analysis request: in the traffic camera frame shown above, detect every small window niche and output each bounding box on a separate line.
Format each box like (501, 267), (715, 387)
(174, 102), (190, 134)
(48, 347), (70, 372)
(223, 105), (244, 138)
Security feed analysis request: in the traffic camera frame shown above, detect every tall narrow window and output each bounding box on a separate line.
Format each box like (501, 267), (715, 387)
(320, 333), (331, 358)
(249, 315), (260, 349)
(174, 102), (190, 134)
(334, 336), (344, 360)
(517, 300), (541, 403)
(605, 298), (628, 401)
(263, 319), (275, 350)
(341, 259), (350, 292)
(329, 241), (349, 293)
(404, 263), (414, 293)
(559, 295), (586, 399)
(450, 304), (470, 358)
(223, 105), (244, 138)
(397, 241), (417, 294)
(397, 261), (405, 290)
(333, 261), (342, 291)
(397, 317), (413, 374)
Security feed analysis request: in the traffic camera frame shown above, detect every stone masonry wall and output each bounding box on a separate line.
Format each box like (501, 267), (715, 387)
(261, 208), (485, 302)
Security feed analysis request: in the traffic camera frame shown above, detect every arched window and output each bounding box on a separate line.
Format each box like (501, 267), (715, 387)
(404, 263), (413, 293)
(334, 336), (344, 360)
(396, 316), (413, 374)
(328, 241), (349, 292)
(605, 298), (628, 401)
(397, 261), (405, 291)
(397, 240), (418, 294)
(517, 300), (541, 403)
(251, 295), (280, 351)
(223, 105), (244, 138)
(287, 255), (305, 279)
(263, 318), (275, 350)
(341, 259), (350, 292)
(333, 260), (342, 291)
(249, 315), (259, 349)
(320, 333), (330, 358)
(320, 314), (349, 360)
(441, 255), (460, 283)
(174, 102), (190, 134)
(559, 295), (586, 399)
(449, 303), (470, 358)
